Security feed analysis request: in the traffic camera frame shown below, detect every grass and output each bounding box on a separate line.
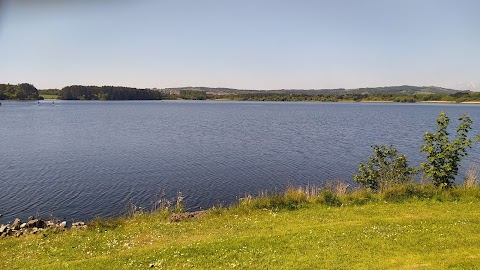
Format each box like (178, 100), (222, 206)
(39, 94), (58, 99)
(2, 185), (480, 269)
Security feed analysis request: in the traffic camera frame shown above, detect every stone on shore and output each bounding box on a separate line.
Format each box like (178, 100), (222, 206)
(12, 218), (21, 230)
(0, 225), (8, 234)
(59, 221), (67, 229)
(26, 219), (46, 229)
(72, 221), (87, 229)
(0, 217), (85, 238)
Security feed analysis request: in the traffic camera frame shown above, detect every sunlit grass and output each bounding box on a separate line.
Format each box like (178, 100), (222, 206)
(2, 185), (480, 269)
(39, 94), (58, 99)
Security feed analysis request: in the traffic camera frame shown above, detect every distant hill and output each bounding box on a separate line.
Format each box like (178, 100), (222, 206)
(346, 85), (466, 95)
(160, 85), (467, 95)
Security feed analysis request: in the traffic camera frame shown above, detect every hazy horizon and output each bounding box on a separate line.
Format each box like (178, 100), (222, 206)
(9, 84), (474, 92)
(0, 0), (478, 91)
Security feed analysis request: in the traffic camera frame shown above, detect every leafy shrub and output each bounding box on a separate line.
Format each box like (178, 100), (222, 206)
(354, 145), (417, 191)
(316, 190), (342, 207)
(284, 187), (308, 210)
(421, 111), (474, 188)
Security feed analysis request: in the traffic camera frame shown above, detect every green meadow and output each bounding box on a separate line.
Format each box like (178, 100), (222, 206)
(2, 185), (480, 269)
(39, 94), (59, 99)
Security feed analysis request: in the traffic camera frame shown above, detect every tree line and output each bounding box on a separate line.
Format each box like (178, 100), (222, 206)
(2, 83), (480, 102)
(222, 92), (480, 103)
(0, 83), (170, 101)
(0, 83), (40, 100)
(59, 85), (165, 100)
(52, 89), (480, 102)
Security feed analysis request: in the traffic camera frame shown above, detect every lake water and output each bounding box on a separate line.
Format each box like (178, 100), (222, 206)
(1, 100), (480, 223)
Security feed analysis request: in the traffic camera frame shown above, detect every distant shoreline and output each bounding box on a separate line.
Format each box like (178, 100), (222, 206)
(420, 101), (457, 104)
(4, 99), (480, 105)
(461, 101), (480, 104)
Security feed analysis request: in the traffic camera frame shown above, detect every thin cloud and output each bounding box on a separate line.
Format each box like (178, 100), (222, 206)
(3, 0), (124, 10)
(0, 0), (4, 33)
(456, 81), (479, 91)
(6, 0), (119, 4)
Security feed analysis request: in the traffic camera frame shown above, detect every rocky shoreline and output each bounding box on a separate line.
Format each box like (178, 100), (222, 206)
(0, 210), (206, 239)
(0, 216), (87, 239)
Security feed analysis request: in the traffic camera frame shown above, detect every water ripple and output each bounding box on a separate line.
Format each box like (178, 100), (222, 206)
(1, 100), (480, 222)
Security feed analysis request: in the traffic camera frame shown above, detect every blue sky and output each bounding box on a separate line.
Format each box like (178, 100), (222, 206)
(0, 0), (479, 90)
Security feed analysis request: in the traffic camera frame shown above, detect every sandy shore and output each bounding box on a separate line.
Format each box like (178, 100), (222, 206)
(358, 100), (394, 103)
(420, 101), (457, 104)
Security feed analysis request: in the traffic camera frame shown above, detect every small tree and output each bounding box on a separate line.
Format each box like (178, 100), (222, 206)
(420, 111), (474, 188)
(354, 145), (416, 191)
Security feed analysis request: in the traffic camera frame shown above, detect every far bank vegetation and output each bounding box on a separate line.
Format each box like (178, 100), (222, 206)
(3, 83), (480, 103)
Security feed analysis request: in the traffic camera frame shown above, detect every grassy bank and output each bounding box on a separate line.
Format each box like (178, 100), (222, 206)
(39, 94), (59, 99)
(2, 184), (480, 269)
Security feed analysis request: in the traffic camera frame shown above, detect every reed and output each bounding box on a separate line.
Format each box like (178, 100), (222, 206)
(464, 164), (479, 188)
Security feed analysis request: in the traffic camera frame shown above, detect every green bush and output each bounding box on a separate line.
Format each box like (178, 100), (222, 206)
(421, 111), (474, 188)
(354, 145), (417, 191)
(284, 188), (308, 210)
(315, 190), (342, 207)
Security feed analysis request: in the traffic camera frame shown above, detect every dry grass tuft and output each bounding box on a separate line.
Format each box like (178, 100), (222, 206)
(151, 190), (173, 212)
(464, 164), (479, 188)
(293, 184), (321, 199)
(325, 179), (349, 196)
(289, 179), (350, 200)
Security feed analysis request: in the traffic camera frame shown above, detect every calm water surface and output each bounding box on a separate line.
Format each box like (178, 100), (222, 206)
(1, 100), (480, 222)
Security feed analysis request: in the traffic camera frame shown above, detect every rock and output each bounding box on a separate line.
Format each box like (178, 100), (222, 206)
(15, 231), (23, 238)
(0, 225), (8, 234)
(28, 216), (34, 221)
(20, 223), (27, 229)
(11, 218), (21, 230)
(38, 219), (46, 228)
(27, 219), (38, 228)
(59, 221), (67, 229)
(71, 221), (87, 229)
(31, 227), (39, 234)
(46, 221), (55, 227)
(27, 219), (46, 229)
